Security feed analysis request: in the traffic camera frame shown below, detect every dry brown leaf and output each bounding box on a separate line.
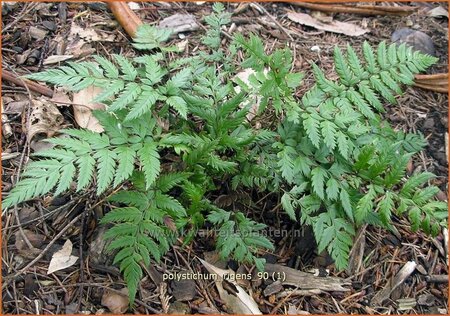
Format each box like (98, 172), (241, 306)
(69, 22), (116, 42)
(65, 38), (96, 58)
(51, 87), (72, 106)
(47, 239), (78, 274)
(199, 259), (262, 314)
(101, 289), (129, 314)
(287, 11), (369, 37)
(27, 97), (64, 141)
(72, 86), (105, 132)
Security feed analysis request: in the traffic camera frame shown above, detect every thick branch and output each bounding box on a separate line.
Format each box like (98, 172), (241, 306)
(107, 2), (143, 38)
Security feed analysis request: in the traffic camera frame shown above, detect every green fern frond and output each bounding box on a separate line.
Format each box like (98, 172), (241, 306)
(132, 24), (172, 51)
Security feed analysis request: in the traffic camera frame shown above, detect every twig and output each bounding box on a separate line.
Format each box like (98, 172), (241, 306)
(426, 275), (448, 283)
(3, 212), (84, 284)
(413, 83), (448, 93)
(288, 2), (417, 16)
(415, 73), (448, 81)
(2, 70), (53, 97)
(13, 206), (34, 250)
(251, 3), (294, 41)
(413, 73), (448, 93)
(2, 2), (40, 33)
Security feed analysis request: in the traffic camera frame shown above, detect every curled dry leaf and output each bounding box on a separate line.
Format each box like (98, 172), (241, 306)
(427, 6), (448, 18)
(72, 86), (105, 132)
(27, 97), (64, 141)
(47, 239), (78, 274)
(287, 11), (369, 37)
(199, 258), (262, 314)
(101, 288), (129, 314)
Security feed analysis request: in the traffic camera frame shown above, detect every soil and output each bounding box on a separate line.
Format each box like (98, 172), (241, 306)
(1, 2), (448, 315)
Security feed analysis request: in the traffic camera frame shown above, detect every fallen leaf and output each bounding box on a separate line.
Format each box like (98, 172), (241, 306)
(199, 258), (262, 314)
(47, 239), (79, 274)
(65, 38), (96, 58)
(428, 6), (448, 18)
(287, 11), (369, 37)
(43, 55), (74, 65)
(101, 289), (129, 314)
(72, 86), (105, 132)
(69, 22), (116, 42)
(27, 97), (64, 141)
(51, 87), (72, 106)
(233, 68), (269, 122)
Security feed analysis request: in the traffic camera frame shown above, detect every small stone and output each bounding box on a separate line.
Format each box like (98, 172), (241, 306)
(391, 28), (436, 56)
(436, 190), (447, 201)
(423, 117), (435, 129)
(171, 271), (197, 301)
(310, 45), (320, 52)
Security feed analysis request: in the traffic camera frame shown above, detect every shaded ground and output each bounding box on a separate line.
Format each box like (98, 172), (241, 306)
(1, 2), (448, 314)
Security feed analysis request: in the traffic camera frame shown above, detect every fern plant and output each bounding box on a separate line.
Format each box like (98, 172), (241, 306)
(234, 34), (446, 268)
(2, 2), (446, 306)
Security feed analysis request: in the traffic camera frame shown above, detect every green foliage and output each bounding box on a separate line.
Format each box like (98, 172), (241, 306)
(207, 208), (273, 270)
(3, 2), (446, 306)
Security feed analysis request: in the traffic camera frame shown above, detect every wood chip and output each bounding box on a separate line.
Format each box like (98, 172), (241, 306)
(159, 14), (199, 34)
(265, 263), (350, 292)
(29, 26), (48, 40)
